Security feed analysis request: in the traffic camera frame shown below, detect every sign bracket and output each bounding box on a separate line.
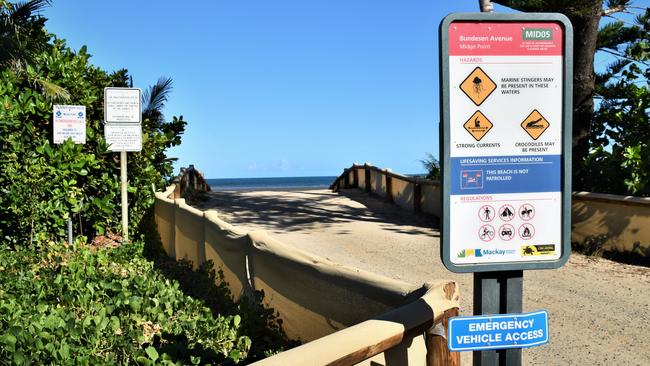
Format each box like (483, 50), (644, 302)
(473, 271), (523, 365)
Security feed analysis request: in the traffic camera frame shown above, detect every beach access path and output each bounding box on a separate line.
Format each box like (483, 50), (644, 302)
(194, 188), (649, 366)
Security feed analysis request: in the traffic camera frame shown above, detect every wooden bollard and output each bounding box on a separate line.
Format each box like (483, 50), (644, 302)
(385, 173), (393, 203)
(365, 168), (371, 193)
(413, 182), (422, 212)
(426, 308), (460, 366)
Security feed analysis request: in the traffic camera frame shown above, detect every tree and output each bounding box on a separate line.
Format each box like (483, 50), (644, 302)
(493, 0), (607, 190)
(0, 0), (51, 69)
(585, 8), (650, 195)
(0, 26), (186, 244)
(141, 77), (186, 188)
(492, 0), (648, 193)
(420, 153), (441, 180)
(479, 0), (495, 12)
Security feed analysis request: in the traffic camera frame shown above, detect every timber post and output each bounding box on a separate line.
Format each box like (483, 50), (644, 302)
(385, 169), (393, 203)
(365, 165), (371, 193)
(414, 181), (422, 212)
(426, 308), (461, 366)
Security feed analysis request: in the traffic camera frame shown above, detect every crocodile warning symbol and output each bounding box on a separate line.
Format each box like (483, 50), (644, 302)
(460, 67), (497, 106)
(463, 111), (493, 141)
(521, 109), (550, 140)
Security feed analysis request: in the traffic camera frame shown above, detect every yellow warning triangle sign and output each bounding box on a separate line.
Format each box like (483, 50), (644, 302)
(463, 111), (493, 141)
(521, 109), (550, 140)
(460, 67), (497, 106)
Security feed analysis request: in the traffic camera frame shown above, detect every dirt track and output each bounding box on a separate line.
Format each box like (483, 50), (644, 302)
(196, 188), (650, 365)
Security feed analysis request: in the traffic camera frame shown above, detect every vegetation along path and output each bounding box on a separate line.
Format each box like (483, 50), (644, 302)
(194, 188), (650, 366)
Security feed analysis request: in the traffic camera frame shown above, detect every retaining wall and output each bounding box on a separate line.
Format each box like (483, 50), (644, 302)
(332, 164), (650, 258)
(154, 186), (460, 365)
(332, 164), (441, 217)
(571, 192), (650, 256)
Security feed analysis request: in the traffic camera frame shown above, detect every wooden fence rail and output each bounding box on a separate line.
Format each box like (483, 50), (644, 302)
(330, 163), (441, 217)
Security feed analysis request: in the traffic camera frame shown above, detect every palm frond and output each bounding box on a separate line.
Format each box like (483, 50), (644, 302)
(35, 77), (71, 102)
(142, 76), (173, 121)
(8, 0), (50, 23)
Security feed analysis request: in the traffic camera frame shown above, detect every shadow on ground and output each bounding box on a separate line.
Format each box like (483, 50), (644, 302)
(195, 188), (439, 236)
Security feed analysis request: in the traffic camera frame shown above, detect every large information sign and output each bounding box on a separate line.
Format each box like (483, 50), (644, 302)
(440, 13), (572, 272)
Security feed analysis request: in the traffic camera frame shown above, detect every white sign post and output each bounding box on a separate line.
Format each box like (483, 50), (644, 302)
(104, 87), (142, 242)
(53, 105), (86, 144)
(53, 104), (87, 245)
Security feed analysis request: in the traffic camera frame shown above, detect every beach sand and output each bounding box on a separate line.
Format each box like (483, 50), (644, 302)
(195, 188), (650, 365)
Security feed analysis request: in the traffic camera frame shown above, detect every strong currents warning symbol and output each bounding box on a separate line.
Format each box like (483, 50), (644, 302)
(460, 67), (497, 106)
(463, 110), (493, 141)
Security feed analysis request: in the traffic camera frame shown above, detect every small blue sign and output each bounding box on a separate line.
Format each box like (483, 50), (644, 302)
(448, 310), (548, 351)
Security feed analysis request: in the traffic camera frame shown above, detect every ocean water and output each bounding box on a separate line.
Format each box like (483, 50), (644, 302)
(206, 176), (337, 191)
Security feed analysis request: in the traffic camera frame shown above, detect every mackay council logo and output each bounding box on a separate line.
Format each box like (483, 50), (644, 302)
(458, 248), (517, 258)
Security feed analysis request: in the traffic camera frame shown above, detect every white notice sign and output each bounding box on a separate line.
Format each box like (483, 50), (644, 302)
(105, 124), (142, 152)
(53, 105), (86, 144)
(104, 87), (141, 123)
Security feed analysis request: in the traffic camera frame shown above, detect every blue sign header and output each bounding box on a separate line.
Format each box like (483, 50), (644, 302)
(450, 154), (561, 195)
(448, 310), (549, 351)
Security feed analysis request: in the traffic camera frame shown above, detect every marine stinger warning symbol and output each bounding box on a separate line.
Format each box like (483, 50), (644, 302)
(463, 110), (493, 141)
(521, 109), (550, 140)
(460, 67), (497, 106)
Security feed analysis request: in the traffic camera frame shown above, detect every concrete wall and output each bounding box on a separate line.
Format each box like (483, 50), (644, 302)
(174, 199), (206, 269)
(370, 169), (386, 197)
(572, 192), (650, 256)
(154, 187), (176, 258)
(154, 186), (460, 365)
(357, 168), (366, 189)
(337, 164), (440, 217)
(331, 164), (650, 258)
(421, 184), (441, 216)
(391, 177), (414, 211)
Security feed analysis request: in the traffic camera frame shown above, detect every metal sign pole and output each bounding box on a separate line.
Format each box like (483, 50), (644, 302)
(68, 217), (73, 245)
(120, 150), (128, 242)
(473, 271), (523, 366)
(104, 87), (141, 243)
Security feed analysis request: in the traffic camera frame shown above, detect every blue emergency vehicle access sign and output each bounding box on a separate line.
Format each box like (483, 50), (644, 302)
(448, 310), (549, 351)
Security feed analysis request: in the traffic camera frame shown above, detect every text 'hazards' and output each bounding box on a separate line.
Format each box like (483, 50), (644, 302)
(521, 109), (550, 140)
(464, 111), (493, 141)
(460, 67), (497, 106)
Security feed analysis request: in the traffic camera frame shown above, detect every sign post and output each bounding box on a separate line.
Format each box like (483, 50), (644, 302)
(104, 87), (142, 242)
(439, 13), (573, 365)
(53, 104), (87, 245)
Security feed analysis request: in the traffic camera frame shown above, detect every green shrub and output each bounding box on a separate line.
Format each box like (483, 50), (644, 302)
(148, 256), (300, 362)
(0, 40), (186, 246)
(0, 241), (252, 365)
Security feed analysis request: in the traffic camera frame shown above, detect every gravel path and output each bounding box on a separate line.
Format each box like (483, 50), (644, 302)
(195, 189), (650, 365)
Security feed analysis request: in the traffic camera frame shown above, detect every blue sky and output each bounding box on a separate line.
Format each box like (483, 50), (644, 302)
(43, 1), (501, 178)
(43, 1), (643, 178)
